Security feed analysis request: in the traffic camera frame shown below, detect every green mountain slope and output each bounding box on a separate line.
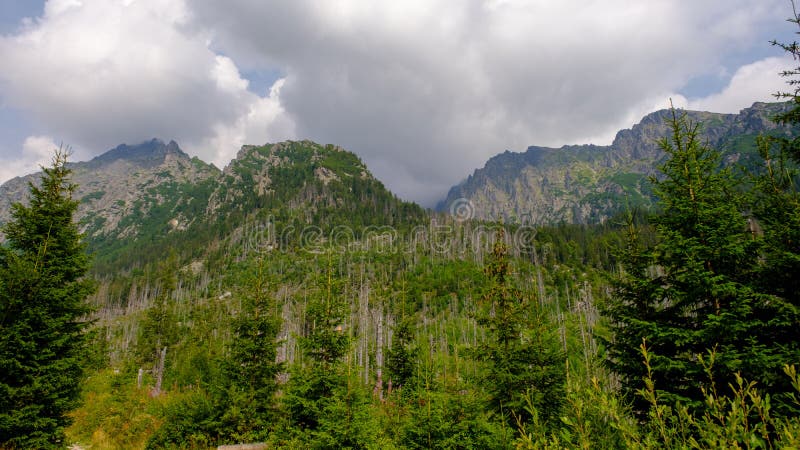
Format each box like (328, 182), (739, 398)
(0, 139), (426, 274)
(438, 102), (797, 224)
(0, 139), (220, 249)
(206, 140), (426, 231)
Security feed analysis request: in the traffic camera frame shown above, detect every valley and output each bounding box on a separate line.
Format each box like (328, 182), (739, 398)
(1, 104), (798, 449)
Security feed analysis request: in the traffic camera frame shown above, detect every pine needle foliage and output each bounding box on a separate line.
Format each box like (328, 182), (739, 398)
(605, 107), (800, 415)
(0, 148), (95, 449)
(476, 230), (565, 429)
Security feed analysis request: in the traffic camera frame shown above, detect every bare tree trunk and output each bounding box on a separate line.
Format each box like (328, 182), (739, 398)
(151, 346), (167, 397)
(375, 309), (384, 400)
(360, 277), (370, 385)
(531, 239), (547, 306)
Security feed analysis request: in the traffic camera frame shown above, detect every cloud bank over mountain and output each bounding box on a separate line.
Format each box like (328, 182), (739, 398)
(0, 0), (793, 204)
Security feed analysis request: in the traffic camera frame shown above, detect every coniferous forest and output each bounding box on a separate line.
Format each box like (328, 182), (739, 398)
(3, 8), (800, 450)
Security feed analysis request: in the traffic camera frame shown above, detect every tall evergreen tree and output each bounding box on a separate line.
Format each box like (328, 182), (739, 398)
(476, 230), (565, 429)
(284, 255), (371, 447)
(605, 108), (800, 414)
(385, 315), (418, 392)
(223, 255), (283, 437)
(770, 1), (800, 163)
(744, 7), (800, 413)
(0, 149), (96, 448)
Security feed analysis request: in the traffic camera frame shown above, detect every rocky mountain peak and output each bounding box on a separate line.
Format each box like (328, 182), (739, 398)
(86, 138), (189, 169)
(439, 102), (797, 224)
(1, 137), (423, 267)
(0, 138), (218, 244)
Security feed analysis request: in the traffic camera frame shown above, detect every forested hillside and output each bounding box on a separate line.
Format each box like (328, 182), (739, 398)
(6, 99), (791, 448)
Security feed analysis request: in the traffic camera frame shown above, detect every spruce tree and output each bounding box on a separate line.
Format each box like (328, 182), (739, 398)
(748, 131), (800, 414)
(283, 255), (360, 445)
(476, 230), (565, 429)
(745, 8), (800, 413)
(224, 255), (282, 437)
(605, 108), (800, 414)
(385, 315), (418, 392)
(0, 149), (95, 448)
(770, 1), (800, 163)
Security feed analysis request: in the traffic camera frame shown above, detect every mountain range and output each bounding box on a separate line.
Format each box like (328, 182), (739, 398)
(0, 139), (424, 273)
(437, 102), (795, 224)
(0, 139), (217, 240)
(0, 103), (795, 447)
(0, 102), (793, 259)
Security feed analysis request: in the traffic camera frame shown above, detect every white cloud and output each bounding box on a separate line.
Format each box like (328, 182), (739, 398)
(22, 135), (59, 161)
(0, 135), (59, 183)
(0, 0), (295, 168)
(581, 56), (794, 146)
(194, 78), (296, 168)
(44, 0), (84, 17)
(682, 56), (794, 113)
(189, 0), (791, 204)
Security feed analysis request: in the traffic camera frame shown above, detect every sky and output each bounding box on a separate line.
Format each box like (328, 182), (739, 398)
(0, 0), (796, 206)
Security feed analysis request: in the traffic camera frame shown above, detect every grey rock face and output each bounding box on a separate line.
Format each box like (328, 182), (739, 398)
(0, 139), (219, 242)
(438, 102), (794, 224)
